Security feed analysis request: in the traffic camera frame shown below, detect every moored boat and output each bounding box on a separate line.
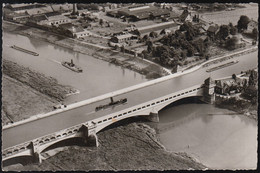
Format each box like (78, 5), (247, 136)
(206, 60), (239, 72)
(10, 45), (39, 56)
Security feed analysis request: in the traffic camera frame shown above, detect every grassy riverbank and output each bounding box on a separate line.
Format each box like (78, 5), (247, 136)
(3, 59), (77, 101)
(5, 121), (206, 171)
(2, 75), (58, 126)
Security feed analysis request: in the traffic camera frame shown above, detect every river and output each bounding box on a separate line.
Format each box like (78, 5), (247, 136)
(2, 25), (258, 170)
(2, 31), (147, 104)
(158, 103), (257, 169)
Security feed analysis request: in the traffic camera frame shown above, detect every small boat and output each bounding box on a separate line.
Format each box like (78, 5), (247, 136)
(10, 45), (39, 56)
(61, 59), (83, 73)
(206, 60), (239, 72)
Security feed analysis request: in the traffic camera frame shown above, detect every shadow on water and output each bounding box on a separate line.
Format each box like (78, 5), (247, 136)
(162, 96), (205, 111)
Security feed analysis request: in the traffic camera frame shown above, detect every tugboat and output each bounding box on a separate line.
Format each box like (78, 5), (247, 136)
(95, 97), (127, 111)
(61, 59), (83, 73)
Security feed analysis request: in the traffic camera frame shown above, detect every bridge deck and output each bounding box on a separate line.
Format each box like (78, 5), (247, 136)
(3, 49), (258, 150)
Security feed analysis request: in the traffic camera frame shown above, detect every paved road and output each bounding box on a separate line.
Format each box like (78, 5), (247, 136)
(2, 50), (257, 150)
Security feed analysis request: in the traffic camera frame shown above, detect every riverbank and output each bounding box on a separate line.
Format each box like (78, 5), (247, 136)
(2, 75), (58, 126)
(3, 59), (78, 101)
(5, 121), (206, 171)
(215, 97), (257, 121)
(3, 21), (168, 79)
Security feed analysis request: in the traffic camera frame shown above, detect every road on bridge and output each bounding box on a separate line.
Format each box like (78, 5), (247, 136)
(2, 50), (257, 150)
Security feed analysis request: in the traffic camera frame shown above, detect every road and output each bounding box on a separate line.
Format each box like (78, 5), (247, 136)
(2, 49), (257, 150)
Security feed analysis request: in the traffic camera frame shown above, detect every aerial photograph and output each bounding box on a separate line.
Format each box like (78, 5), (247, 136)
(1, 2), (258, 171)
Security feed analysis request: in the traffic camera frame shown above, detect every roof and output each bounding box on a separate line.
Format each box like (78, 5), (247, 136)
(59, 23), (84, 33)
(118, 5), (170, 20)
(25, 6), (53, 15)
(137, 21), (178, 34)
(50, 4), (73, 12)
(207, 25), (219, 33)
(115, 33), (133, 40)
(47, 14), (69, 21)
(30, 14), (48, 22)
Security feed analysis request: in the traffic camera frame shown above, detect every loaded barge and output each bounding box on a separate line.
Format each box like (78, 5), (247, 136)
(206, 60), (239, 72)
(10, 45), (39, 56)
(61, 59), (83, 73)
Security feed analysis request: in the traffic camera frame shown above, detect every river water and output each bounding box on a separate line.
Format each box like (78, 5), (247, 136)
(158, 103), (257, 169)
(2, 31), (147, 104)
(2, 24), (257, 169)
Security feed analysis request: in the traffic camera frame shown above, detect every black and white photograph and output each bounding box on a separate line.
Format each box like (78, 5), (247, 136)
(1, 2), (258, 171)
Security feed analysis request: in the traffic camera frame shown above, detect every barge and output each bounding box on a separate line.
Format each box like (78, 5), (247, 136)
(206, 60), (239, 73)
(10, 45), (39, 56)
(96, 97), (127, 111)
(61, 59), (83, 73)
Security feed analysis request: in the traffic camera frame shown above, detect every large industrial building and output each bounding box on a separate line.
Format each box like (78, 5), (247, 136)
(116, 5), (170, 21)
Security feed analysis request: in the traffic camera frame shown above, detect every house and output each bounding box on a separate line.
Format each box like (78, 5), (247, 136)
(179, 9), (192, 22)
(207, 24), (219, 39)
(246, 20), (258, 33)
(215, 79), (238, 95)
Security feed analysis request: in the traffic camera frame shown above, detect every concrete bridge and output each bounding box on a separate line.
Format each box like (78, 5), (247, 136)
(2, 76), (215, 164)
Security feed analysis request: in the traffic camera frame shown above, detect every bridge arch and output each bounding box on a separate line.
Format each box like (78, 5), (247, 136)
(37, 134), (84, 153)
(3, 155), (34, 167)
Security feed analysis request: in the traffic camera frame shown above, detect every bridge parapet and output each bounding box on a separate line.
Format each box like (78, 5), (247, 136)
(3, 83), (205, 163)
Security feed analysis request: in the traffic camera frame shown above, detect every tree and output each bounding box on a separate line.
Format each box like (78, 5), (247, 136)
(229, 23), (238, 35)
(252, 28), (258, 40)
(232, 74), (237, 81)
(99, 19), (104, 26)
(225, 36), (238, 50)
(237, 15), (250, 32)
(218, 25), (230, 40)
(146, 41), (153, 53)
(149, 31), (158, 38)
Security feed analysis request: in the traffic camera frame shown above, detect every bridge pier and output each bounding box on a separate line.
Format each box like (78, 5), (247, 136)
(30, 141), (42, 163)
(80, 123), (99, 147)
(202, 77), (216, 104)
(146, 110), (159, 123)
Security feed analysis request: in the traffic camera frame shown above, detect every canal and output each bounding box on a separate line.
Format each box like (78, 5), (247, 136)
(2, 28), (258, 169)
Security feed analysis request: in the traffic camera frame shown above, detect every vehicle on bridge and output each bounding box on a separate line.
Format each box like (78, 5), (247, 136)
(53, 103), (67, 110)
(95, 97), (127, 111)
(61, 59), (83, 73)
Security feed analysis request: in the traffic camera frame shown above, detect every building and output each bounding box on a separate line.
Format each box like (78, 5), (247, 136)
(246, 20), (258, 33)
(207, 24), (219, 39)
(110, 33), (137, 44)
(59, 23), (90, 38)
(4, 3), (48, 13)
(117, 5), (170, 21)
(29, 12), (71, 26)
(135, 21), (179, 36)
